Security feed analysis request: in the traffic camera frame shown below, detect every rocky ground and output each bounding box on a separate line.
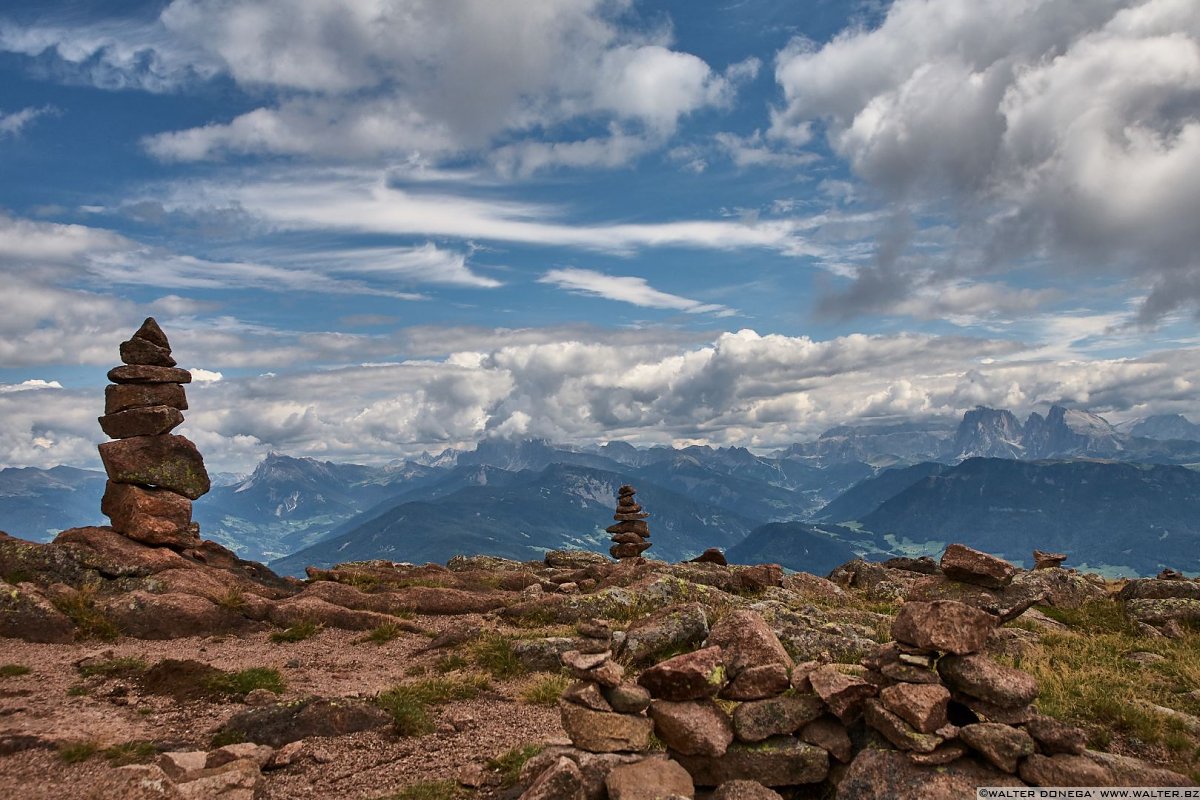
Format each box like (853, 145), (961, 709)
(1, 528), (1199, 799)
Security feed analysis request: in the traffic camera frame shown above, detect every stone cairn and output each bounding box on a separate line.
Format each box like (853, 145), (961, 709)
(607, 484), (651, 560)
(524, 547), (1192, 799)
(97, 318), (211, 550)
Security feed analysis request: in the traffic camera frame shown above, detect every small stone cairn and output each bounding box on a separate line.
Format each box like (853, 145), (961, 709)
(607, 484), (651, 560)
(527, 546), (1193, 798)
(97, 318), (211, 550)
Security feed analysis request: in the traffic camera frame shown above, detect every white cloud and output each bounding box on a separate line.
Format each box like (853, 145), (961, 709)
(0, 105), (56, 138)
(189, 368), (223, 383)
(0, 379), (64, 394)
(539, 267), (736, 316)
(714, 130), (819, 169)
(773, 0), (1200, 319)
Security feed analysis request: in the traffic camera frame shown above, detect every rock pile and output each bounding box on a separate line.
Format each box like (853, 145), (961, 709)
(97, 318), (211, 549)
(607, 485), (651, 560)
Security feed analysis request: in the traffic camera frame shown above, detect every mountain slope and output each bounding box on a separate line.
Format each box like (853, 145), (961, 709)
(0, 466), (107, 542)
(726, 521), (866, 574)
(814, 461), (950, 523)
(270, 463), (758, 576)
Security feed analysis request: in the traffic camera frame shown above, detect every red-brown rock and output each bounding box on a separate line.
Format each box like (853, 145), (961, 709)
(99, 434), (211, 499)
(1024, 715), (1087, 755)
(808, 666), (877, 722)
(605, 756), (694, 800)
(712, 781), (782, 800)
(100, 481), (196, 547)
(891, 600), (996, 655)
(107, 365), (193, 384)
(638, 646), (726, 700)
(610, 542), (652, 559)
(649, 699), (734, 756)
(103, 591), (250, 638)
(672, 737), (828, 787)
(0, 581), (75, 643)
(732, 694), (824, 742)
(120, 337), (176, 367)
(105, 382), (188, 414)
(98, 405), (185, 439)
(722, 662), (790, 701)
(800, 717), (853, 763)
(559, 702), (654, 753)
(705, 609), (793, 697)
(689, 548), (727, 566)
(960, 723), (1035, 772)
(940, 544), (1017, 589)
(879, 683), (949, 734)
(938, 654), (1038, 709)
(607, 520), (650, 536)
(837, 748), (1025, 799)
(863, 700), (944, 753)
(522, 757), (585, 800)
(562, 650), (624, 688)
(734, 563), (783, 592)
(131, 317), (171, 349)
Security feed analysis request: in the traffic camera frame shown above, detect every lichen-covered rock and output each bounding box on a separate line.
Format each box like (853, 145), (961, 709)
(704, 609), (792, 701)
(959, 723), (1035, 773)
(562, 650), (624, 688)
(105, 382), (188, 415)
(267, 595), (395, 631)
(1083, 750), (1196, 787)
(1125, 598), (1200, 627)
(638, 646), (726, 701)
(862, 699), (943, 753)
(101, 482), (196, 548)
(891, 600), (996, 655)
(218, 698), (392, 747)
(938, 654), (1038, 709)
(99, 405), (185, 440)
(1118, 578), (1200, 601)
(1019, 753), (1111, 786)
(521, 757), (585, 800)
(648, 700), (734, 757)
(1024, 715), (1087, 755)
(711, 780), (783, 800)
(544, 550), (611, 569)
(605, 756), (694, 800)
(879, 682), (950, 734)
(604, 684), (652, 714)
(620, 602), (708, 664)
(672, 736), (829, 787)
(808, 666), (877, 722)
(559, 701), (654, 753)
(730, 694), (824, 743)
(104, 590), (250, 639)
(0, 580), (75, 642)
(940, 544), (1017, 589)
(98, 434), (211, 500)
(799, 717), (853, 763)
(837, 748), (1025, 799)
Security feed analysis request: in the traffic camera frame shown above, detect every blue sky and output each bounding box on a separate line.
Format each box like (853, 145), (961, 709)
(1, 0), (1199, 471)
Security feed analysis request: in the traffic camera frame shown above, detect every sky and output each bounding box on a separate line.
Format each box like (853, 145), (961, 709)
(1, 0), (1200, 472)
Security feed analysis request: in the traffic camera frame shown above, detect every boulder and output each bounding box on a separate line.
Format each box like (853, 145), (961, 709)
(938, 654), (1038, 709)
(98, 434), (211, 500)
(54, 525), (190, 576)
(1083, 750), (1196, 787)
(688, 548), (727, 566)
(836, 748), (1025, 799)
(721, 662), (790, 701)
(100, 482), (196, 548)
(119, 336), (176, 367)
(267, 596), (395, 631)
(605, 756), (694, 800)
(879, 683), (949, 734)
(559, 701), (654, 753)
(828, 559), (923, 600)
(105, 382), (188, 415)
(940, 544), (1017, 589)
(959, 723), (1035, 773)
(1019, 753), (1111, 786)
(731, 694), (824, 742)
(0, 581), (75, 643)
(620, 603), (709, 664)
(521, 756), (584, 800)
(780, 572), (846, 602)
(1024, 715), (1087, 755)
(712, 781), (783, 800)
(104, 591), (249, 639)
(808, 666), (877, 723)
(704, 609), (792, 697)
(799, 717), (853, 763)
(1014, 569), (1105, 610)
(218, 698), (392, 747)
(648, 700), (734, 757)
(637, 646), (726, 701)
(891, 600), (996, 655)
(1032, 550), (1067, 570)
(99, 405), (185, 440)
(672, 736), (828, 787)
(107, 365), (193, 384)
(1125, 598), (1200, 627)
(734, 564), (783, 593)
(604, 684), (652, 714)
(1118, 578), (1200, 601)
(862, 699), (944, 753)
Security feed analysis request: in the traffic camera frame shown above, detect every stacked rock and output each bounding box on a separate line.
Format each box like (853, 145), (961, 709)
(97, 318), (211, 550)
(558, 619), (655, 755)
(607, 484), (651, 560)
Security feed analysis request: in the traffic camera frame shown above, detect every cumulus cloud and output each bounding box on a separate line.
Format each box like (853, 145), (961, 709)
(539, 267), (735, 316)
(773, 0), (1200, 320)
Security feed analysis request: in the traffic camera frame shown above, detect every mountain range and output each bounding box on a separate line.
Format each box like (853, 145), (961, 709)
(2, 405), (1199, 577)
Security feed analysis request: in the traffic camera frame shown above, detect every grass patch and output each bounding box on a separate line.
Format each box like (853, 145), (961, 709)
(270, 620), (323, 643)
(1036, 600), (1138, 635)
(433, 653), (470, 674)
(58, 740), (100, 764)
(376, 673), (491, 736)
(0, 664), (31, 678)
(519, 674), (570, 706)
(361, 621), (407, 645)
(486, 743), (543, 788)
(215, 588), (249, 613)
(77, 656), (146, 679)
(103, 741), (157, 766)
(204, 667), (285, 698)
(66, 684), (89, 697)
(51, 583), (118, 641)
(380, 780), (464, 800)
(210, 729), (247, 748)
(469, 633), (525, 680)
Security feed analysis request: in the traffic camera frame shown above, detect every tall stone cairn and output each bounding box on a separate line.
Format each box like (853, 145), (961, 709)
(607, 484), (651, 560)
(97, 318), (210, 549)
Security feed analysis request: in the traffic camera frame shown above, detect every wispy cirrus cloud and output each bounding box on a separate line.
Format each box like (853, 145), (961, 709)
(539, 267), (736, 317)
(0, 104), (57, 137)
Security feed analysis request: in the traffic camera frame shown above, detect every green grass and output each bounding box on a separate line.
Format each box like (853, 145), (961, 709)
(376, 673), (491, 736)
(51, 583), (118, 641)
(270, 620), (323, 643)
(0, 664), (31, 678)
(204, 667), (285, 698)
(215, 588), (249, 613)
(210, 729), (247, 748)
(1035, 600), (1138, 635)
(379, 780), (464, 800)
(519, 674), (569, 706)
(486, 744), (543, 788)
(58, 740), (100, 764)
(433, 653), (470, 674)
(469, 633), (525, 680)
(66, 685), (89, 697)
(103, 741), (157, 766)
(361, 621), (407, 645)
(77, 656), (146, 679)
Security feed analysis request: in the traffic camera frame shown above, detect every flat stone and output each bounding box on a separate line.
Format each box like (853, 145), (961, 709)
(879, 683), (949, 734)
(837, 748), (1025, 799)
(218, 698), (391, 747)
(610, 542), (652, 559)
(607, 520), (650, 536)
(1024, 715), (1087, 755)
(559, 701), (653, 754)
(952, 694), (1035, 724)
(1019, 753), (1111, 787)
(940, 543), (1017, 589)
(938, 654), (1038, 709)
(108, 365), (193, 384)
(731, 694), (824, 742)
(120, 337), (176, 367)
(649, 699), (734, 756)
(99, 405), (185, 439)
(863, 699), (944, 753)
(105, 382), (188, 414)
(672, 736), (829, 787)
(960, 723), (1034, 773)
(562, 650), (624, 688)
(907, 741), (969, 766)
(101, 481), (196, 547)
(1032, 550), (1067, 570)
(613, 512), (650, 521)
(605, 756), (694, 800)
(522, 756), (584, 800)
(880, 662), (942, 684)
(721, 662), (791, 701)
(637, 646), (726, 701)
(174, 759), (261, 800)
(712, 781), (782, 800)
(99, 434), (211, 499)
(157, 751), (207, 780)
(808, 666), (877, 722)
(563, 681), (613, 712)
(800, 717), (853, 763)
(891, 600), (996, 655)
(611, 533), (646, 544)
(604, 684), (652, 714)
(206, 743), (274, 770)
